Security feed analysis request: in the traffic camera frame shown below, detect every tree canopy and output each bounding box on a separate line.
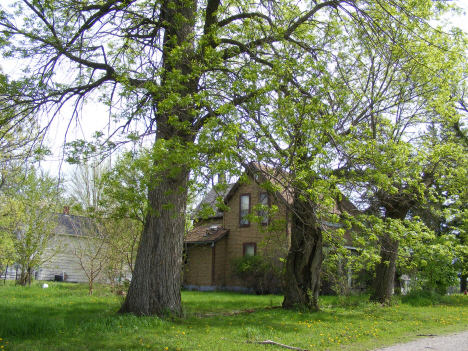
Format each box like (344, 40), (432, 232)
(0, 0), (467, 314)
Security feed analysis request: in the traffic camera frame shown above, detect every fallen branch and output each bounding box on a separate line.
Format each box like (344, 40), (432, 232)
(416, 334), (437, 337)
(247, 340), (310, 351)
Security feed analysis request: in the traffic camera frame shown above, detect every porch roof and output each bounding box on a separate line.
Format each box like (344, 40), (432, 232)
(185, 223), (229, 244)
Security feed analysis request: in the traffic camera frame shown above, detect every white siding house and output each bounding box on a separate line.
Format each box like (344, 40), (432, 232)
(2, 210), (107, 284)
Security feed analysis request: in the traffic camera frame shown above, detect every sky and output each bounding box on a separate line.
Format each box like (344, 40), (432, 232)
(1, 0), (468, 178)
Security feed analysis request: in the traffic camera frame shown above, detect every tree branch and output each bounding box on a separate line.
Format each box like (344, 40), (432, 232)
(218, 12), (273, 28)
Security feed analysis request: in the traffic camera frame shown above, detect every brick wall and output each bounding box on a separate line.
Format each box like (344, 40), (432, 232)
(214, 236), (227, 286)
(184, 244), (213, 286)
(185, 178), (289, 289)
(223, 180), (288, 287)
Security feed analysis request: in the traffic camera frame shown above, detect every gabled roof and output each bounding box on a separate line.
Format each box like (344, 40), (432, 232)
(192, 162), (360, 226)
(54, 213), (99, 237)
(192, 183), (235, 220)
(185, 223), (229, 244)
(222, 162), (359, 219)
(223, 162), (292, 206)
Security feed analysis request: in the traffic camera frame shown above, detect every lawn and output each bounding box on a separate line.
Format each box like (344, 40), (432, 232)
(1, 282), (468, 350)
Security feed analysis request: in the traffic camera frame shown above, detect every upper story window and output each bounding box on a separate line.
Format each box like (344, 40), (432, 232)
(239, 193), (251, 227)
(259, 193), (269, 225)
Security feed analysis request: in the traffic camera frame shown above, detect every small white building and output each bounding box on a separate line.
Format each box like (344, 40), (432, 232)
(2, 207), (116, 284)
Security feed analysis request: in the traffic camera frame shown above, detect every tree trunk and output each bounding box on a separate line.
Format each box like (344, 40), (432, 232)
(461, 273), (467, 293)
(370, 232), (399, 303)
(119, 0), (197, 317)
(89, 279), (94, 295)
(18, 266), (31, 286)
(283, 197), (323, 311)
(119, 169), (189, 316)
(370, 201), (409, 303)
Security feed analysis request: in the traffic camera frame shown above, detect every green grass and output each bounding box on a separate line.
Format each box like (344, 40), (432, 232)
(1, 282), (468, 350)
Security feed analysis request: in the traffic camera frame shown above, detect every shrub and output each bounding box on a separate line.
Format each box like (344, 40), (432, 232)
(232, 254), (284, 294)
(401, 290), (442, 306)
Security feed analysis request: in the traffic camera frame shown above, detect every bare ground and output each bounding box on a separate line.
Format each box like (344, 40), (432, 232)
(370, 330), (468, 351)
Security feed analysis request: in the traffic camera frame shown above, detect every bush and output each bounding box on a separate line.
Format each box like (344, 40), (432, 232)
(401, 290), (443, 306)
(232, 255), (284, 295)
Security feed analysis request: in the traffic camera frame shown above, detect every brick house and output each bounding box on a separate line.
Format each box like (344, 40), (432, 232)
(183, 163), (358, 292)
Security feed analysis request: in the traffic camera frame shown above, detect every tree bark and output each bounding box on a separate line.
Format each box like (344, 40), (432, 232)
(283, 196), (323, 311)
(119, 0), (197, 317)
(370, 232), (399, 303)
(370, 201), (409, 303)
(461, 273), (467, 293)
(119, 169), (189, 316)
(18, 266), (32, 286)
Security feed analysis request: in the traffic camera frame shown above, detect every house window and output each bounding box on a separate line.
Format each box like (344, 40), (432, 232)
(243, 243), (256, 256)
(259, 193), (269, 225)
(239, 193), (251, 227)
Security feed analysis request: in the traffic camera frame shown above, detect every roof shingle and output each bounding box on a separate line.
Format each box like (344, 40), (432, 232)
(192, 184), (234, 219)
(185, 223), (229, 244)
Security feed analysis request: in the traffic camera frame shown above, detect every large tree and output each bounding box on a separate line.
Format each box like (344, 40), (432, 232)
(332, 29), (466, 302)
(226, 3), (465, 307)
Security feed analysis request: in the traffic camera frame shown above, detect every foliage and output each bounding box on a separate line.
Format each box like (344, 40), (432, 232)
(219, 0), (468, 305)
(100, 150), (150, 223)
(100, 217), (141, 287)
(0, 69), (51, 274)
(321, 246), (366, 296)
(0, 167), (63, 285)
(67, 160), (142, 293)
(232, 254), (284, 295)
(0, 228), (14, 270)
(0, 68), (46, 165)
(406, 235), (459, 295)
